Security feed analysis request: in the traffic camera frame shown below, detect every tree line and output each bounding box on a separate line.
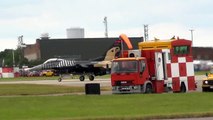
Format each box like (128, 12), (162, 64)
(0, 48), (42, 68)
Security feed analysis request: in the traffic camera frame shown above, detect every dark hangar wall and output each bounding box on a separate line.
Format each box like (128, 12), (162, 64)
(38, 37), (143, 61)
(192, 47), (213, 60)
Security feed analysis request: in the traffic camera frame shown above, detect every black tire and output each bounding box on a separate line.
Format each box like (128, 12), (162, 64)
(180, 83), (186, 93)
(145, 84), (153, 94)
(79, 75), (85, 81)
(88, 75), (95, 81)
(58, 78), (62, 82)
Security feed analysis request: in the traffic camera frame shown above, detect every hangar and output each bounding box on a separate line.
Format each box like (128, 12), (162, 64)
(23, 37), (213, 62)
(192, 47), (213, 60)
(24, 37), (143, 61)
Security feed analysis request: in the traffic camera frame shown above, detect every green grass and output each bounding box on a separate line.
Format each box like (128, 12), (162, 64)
(0, 84), (84, 96)
(0, 76), (59, 81)
(195, 71), (209, 75)
(0, 84), (110, 96)
(0, 93), (213, 120)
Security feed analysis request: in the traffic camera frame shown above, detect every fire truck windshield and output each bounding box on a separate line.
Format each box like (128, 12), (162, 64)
(111, 61), (138, 73)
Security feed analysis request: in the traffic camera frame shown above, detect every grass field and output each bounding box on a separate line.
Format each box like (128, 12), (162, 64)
(195, 71), (209, 75)
(0, 76), (59, 81)
(0, 93), (212, 120)
(0, 84), (85, 96)
(0, 90), (213, 120)
(0, 84), (111, 96)
(0, 72), (211, 119)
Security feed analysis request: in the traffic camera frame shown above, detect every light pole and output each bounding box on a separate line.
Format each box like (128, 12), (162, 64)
(144, 24), (149, 41)
(12, 49), (15, 67)
(189, 29), (194, 46)
(103, 17), (108, 38)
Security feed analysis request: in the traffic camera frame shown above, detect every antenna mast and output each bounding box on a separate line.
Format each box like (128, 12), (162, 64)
(103, 16), (108, 38)
(144, 24), (149, 41)
(189, 29), (194, 46)
(18, 35), (23, 48)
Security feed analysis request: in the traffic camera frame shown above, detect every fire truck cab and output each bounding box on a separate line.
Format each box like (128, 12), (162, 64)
(111, 38), (196, 94)
(111, 57), (152, 93)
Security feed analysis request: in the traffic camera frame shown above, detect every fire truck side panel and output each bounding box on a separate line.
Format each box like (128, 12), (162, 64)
(188, 76), (196, 90)
(142, 49), (170, 81)
(142, 50), (156, 79)
(166, 64), (172, 78)
(171, 56), (178, 63)
(155, 52), (164, 80)
(179, 63), (187, 76)
(162, 49), (171, 79)
(172, 77), (180, 91)
(144, 49), (171, 93)
(152, 80), (164, 93)
(186, 57), (195, 76)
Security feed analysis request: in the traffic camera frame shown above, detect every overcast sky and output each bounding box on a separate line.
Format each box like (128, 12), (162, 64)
(0, 0), (213, 51)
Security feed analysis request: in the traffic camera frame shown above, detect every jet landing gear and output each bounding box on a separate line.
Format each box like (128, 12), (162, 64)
(57, 74), (95, 82)
(79, 75), (85, 81)
(79, 74), (95, 81)
(58, 74), (74, 82)
(58, 77), (62, 82)
(88, 75), (94, 81)
(58, 74), (63, 82)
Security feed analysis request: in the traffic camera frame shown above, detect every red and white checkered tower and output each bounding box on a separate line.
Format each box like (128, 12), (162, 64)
(138, 38), (196, 92)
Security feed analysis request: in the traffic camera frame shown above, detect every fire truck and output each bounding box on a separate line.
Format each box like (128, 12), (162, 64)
(111, 36), (196, 93)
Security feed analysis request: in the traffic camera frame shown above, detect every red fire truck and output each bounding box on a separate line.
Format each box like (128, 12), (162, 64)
(111, 37), (196, 93)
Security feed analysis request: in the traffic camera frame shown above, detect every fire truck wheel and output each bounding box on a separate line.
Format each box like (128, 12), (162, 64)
(145, 84), (153, 94)
(180, 83), (186, 93)
(88, 75), (95, 81)
(79, 75), (85, 81)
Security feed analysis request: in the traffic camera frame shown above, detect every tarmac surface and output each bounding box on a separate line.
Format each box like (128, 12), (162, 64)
(0, 75), (206, 93)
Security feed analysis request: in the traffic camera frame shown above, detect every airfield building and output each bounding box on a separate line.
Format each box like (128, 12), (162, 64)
(23, 37), (143, 62)
(23, 37), (213, 63)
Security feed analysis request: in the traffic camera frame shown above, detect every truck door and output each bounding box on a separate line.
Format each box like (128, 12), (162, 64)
(138, 60), (148, 84)
(155, 52), (167, 80)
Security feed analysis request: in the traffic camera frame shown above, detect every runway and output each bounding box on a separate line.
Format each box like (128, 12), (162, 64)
(0, 79), (111, 87)
(0, 75), (205, 92)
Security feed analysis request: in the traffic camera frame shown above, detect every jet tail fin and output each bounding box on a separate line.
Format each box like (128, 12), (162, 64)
(103, 34), (134, 61)
(103, 37), (125, 61)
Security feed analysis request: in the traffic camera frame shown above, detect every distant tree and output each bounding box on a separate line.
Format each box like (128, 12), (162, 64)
(0, 49), (13, 67)
(0, 48), (43, 68)
(0, 49), (28, 67)
(15, 48), (29, 67)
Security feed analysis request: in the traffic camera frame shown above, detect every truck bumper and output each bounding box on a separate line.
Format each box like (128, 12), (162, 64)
(202, 85), (213, 92)
(112, 85), (142, 94)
